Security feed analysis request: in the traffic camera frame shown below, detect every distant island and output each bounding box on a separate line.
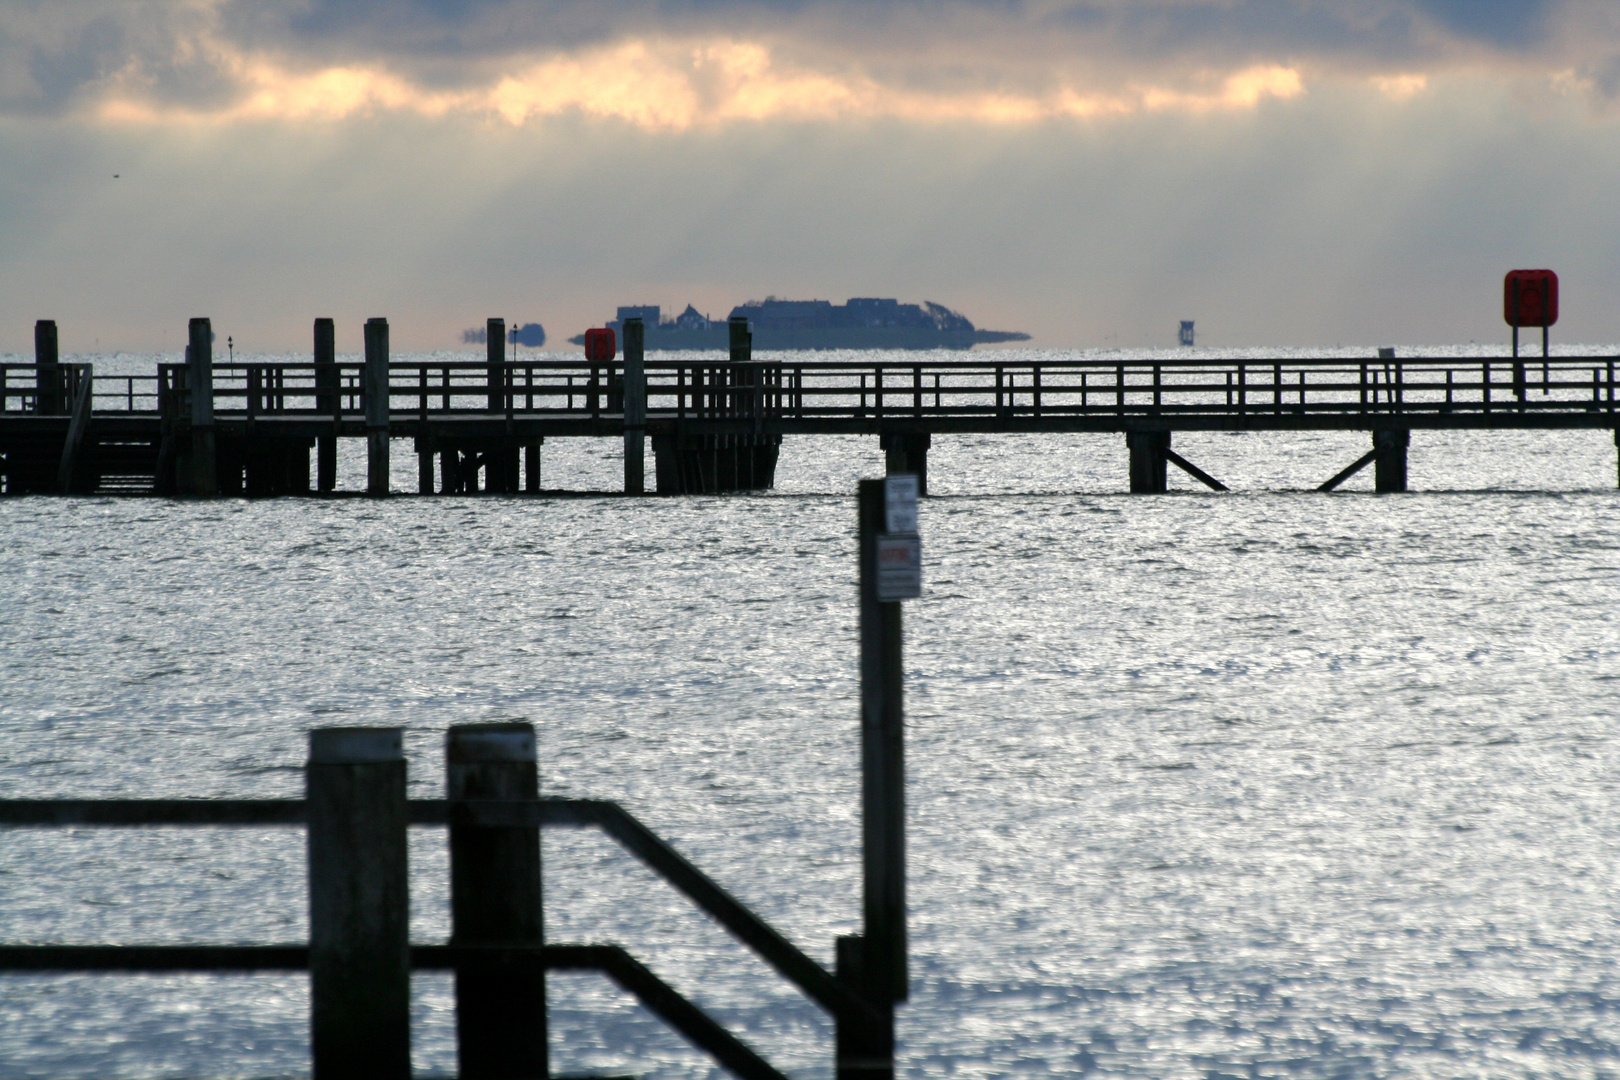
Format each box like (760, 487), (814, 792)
(568, 298), (1029, 351)
(463, 322), (546, 347)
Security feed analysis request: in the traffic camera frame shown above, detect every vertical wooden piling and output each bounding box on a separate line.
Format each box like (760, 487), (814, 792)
(835, 934), (894, 1080)
(857, 478), (907, 1009)
(486, 319), (505, 413)
(881, 433), (930, 497)
(188, 318), (217, 497)
(1127, 430), (1169, 493)
(314, 318), (337, 493)
(306, 727), (411, 1080)
(1373, 428), (1409, 493)
(525, 441), (541, 494)
(729, 316), (752, 364)
(364, 318), (390, 496)
(447, 723), (547, 1079)
(624, 317), (646, 494)
(34, 320), (60, 415)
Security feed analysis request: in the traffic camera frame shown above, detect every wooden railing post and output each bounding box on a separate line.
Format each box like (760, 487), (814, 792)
(623, 317), (646, 494)
(307, 728), (410, 1080)
(34, 319), (60, 415)
(447, 723), (546, 1079)
(314, 318), (337, 493)
(187, 318), (217, 496)
(364, 318), (390, 496)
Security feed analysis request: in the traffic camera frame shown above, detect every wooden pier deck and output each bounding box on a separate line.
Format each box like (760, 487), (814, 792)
(4, 317), (1618, 495)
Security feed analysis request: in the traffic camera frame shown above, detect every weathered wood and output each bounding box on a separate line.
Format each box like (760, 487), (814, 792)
(624, 317), (646, 494)
(486, 319), (505, 413)
(1127, 430), (1169, 493)
(857, 480), (907, 1009)
(55, 366), (93, 494)
(524, 440), (541, 493)
(187, 319), (216, 496)
(447, 723), (546, 1079)
(364, 318), (389, 496)
(881, 433), (930, 496)
(306, 727), (410, 1080)
(314, 318), (337, 493)
(1374, 427), (1409, 492)
(835, 934), (894, 1080)
(1318, 449), (1379, 492)
(1164, 447), (1228, 492)
(34, 320), (60, 415)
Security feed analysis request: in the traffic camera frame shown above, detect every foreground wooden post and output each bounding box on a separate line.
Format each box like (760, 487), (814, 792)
(525, 440), (541, 493)
(364, 318), (390, 496)
(623, 317), (646, 494)
(447, 723), (546, 1079)
(188, 318), (217, 496)
(314, 318), (337, 493)
(839, 478), (910, 1079)
(307, 727), (410, 1080)
(34, 320), (60, 415)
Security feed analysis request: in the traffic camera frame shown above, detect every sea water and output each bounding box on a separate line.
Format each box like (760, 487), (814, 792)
(1, 348), (1618, 1078)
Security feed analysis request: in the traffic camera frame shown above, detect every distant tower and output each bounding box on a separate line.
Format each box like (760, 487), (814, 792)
(1179, 321), (1195, 347)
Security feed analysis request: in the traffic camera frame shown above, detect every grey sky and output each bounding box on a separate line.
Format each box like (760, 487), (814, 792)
(2, 0), (1618, 350)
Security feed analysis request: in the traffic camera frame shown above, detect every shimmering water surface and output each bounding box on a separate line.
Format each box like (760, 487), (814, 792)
(2, 348), (1619, 1078)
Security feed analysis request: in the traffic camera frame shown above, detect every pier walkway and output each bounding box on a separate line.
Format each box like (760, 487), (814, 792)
(4, 317), (1618, 495)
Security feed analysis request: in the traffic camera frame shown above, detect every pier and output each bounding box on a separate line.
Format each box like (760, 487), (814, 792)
(5, 317), (1620, 496)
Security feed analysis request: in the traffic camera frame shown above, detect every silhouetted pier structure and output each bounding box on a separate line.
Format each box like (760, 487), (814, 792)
(6, 317), (1620, 496)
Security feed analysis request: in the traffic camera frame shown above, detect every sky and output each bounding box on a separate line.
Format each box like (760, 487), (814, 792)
(3, 0), (1620, 352)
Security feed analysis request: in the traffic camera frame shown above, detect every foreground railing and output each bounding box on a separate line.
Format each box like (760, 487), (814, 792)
(0, 725), (886, 1080)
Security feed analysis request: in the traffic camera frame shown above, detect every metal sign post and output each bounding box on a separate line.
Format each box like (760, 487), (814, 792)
(843, 475), (921, 1079)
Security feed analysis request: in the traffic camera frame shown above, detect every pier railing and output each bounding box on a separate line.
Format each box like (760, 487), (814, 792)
(0, 727), (882, 1080)
(43, 355), (1620, 424)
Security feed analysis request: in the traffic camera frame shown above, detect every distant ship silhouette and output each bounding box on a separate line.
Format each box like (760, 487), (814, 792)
(571, 298), (1029, 351)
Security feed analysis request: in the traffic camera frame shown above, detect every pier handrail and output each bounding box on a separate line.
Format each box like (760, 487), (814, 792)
(0, 795), (872, 1021)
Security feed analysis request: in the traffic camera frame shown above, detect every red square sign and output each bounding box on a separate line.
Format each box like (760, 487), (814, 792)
(1504, 269), (1558, 328)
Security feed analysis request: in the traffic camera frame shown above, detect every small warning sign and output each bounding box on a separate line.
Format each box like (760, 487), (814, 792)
(875, 532), (922, 601)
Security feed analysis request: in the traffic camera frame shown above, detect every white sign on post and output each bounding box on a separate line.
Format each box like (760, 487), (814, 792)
(875, 533), (922, 601)
(877, 473), (922, 601)
(884, 474), (919, 534)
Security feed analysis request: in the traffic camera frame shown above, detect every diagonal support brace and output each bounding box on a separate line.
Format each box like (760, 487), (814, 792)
(1163, 448), (1228, 491)
(1318, 449), (1379, 492)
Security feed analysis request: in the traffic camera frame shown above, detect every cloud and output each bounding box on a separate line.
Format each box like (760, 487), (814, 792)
(5, 0), (1620, 125)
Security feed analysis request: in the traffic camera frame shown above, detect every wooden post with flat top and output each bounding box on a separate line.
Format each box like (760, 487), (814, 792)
(314, 318), (337, 493)
(306, 727), (411, 1080)
(447, 722), (547, 1079)
(838, 478), (908, 1079)
(34, 320), (60, 415)
(623, 317), (646, 494)
(364, 318), (390, 496)
(188, 318), (217, 496)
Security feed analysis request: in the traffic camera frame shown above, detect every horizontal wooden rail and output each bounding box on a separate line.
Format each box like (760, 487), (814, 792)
(0, 943), (786, 1080)
(0, 796), (872, 1022)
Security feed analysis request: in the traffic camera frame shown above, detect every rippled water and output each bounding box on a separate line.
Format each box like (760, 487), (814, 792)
(2, 349), (1619, 1078)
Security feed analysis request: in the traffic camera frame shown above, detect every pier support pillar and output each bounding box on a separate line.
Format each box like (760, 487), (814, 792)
(881, 433), (930, 496)
(1127, 430), (1169, 494)
(623, 317), (647, 494)
(34, 320), (61, 415)
(307, 728), (411, 1080)
(447, 723), (546, 1079)
(364, 318), (390, 497)
(314, 318), (337, 493)
(525, 440), (542, 493)
(187, 318), (217, 497)
(1373, 428), (1409, 493)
